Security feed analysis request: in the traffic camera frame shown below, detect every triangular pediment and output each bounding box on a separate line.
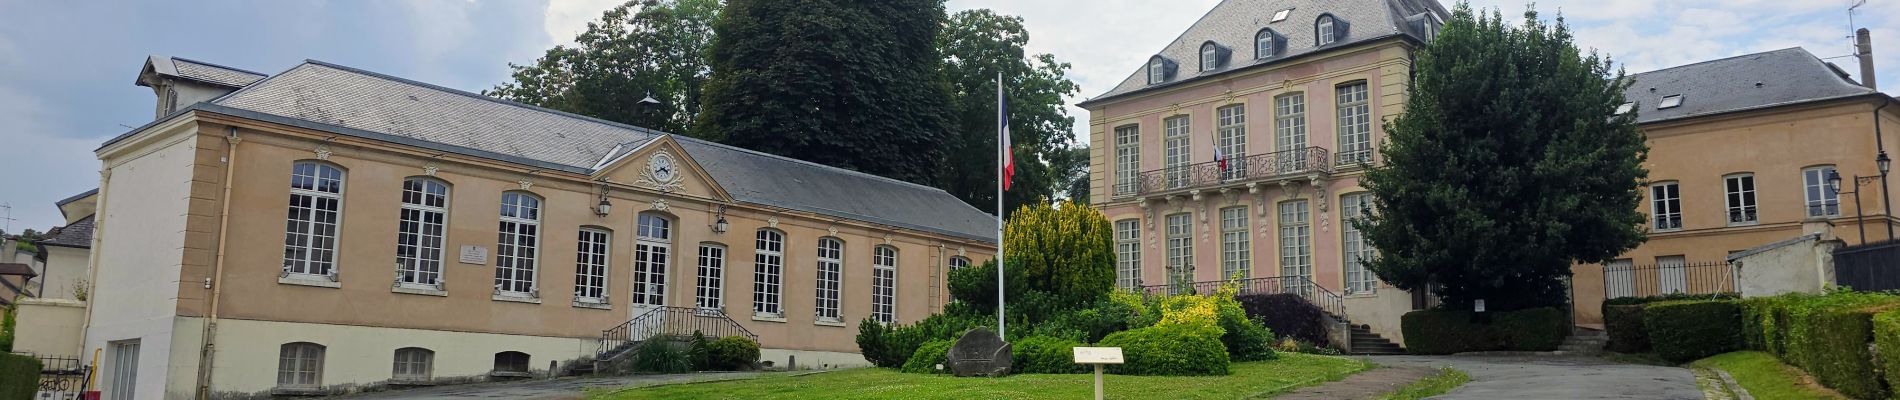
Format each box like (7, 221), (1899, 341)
(591, 136), (729, 202)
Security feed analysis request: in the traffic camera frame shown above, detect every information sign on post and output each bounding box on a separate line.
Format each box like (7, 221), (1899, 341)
(1073, 347), (1124, 400)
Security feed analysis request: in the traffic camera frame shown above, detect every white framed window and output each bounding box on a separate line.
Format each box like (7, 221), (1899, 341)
(696, 243), (726, 311)
(574, 228), (610, 302)
(1255, 29), (1277, 58)
(396, 177), (447, 287)
(872, 246), (899, 324)
(949, 256), (971, 270)
(816, 238), (844, 323)
(1200, 43), (1219, 71)
(1279, 200), (1313, 292)
(495, 192), (541, 296)
(1335, 82), (1372, 165)
(284, 161), (344, 278)
(1115, 219), (1142, 289)
(1804, 166), (1840, 217)
(392, 347), (433, 382)
(1275, 93), (1307, 152)
(1219, 207), (1250, 280)
(1341, 193), (1378, 295)
(1217, 104), (1247, 180)
(1658, 95), (1684, 109)
(1657, 255), (1687, 294)
(1725, 174), (1758, 225)
(1604, 258), (1635, 299)
(1164, 116), (1191, 189)
(1650, 182), (1682, 231)
(1165, 213), (1194, 287)
(1272, 8), (1292, 22)
(277, 342), (325, 389)
(633, 213), (671, 307)
(1148, 57), (1166, 84)
(1114, 125), (1141, 196)
(753, 229), (785, 317)
(1317, 15), (1338, 45)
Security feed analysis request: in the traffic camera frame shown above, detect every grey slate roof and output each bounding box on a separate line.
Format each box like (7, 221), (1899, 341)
(1624, 47), (1881, 125)
(37, 216), (93, 249)
(1083, 0), (1447, 106)
(147, 56), (267, 88)
(53, 189), (96, 207)
(134, 59), (996, 241)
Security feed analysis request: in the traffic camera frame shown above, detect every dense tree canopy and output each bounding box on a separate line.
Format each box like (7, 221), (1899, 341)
(1356, 5), (1648, 312)
(486, 0), (717, 135)
(936, 9), (1084, 215)
(693, 0), (956, 185)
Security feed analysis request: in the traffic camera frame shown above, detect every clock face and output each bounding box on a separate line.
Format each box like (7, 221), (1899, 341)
(648, 153), (678, 182)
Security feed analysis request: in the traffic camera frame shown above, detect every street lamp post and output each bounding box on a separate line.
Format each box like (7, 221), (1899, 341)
(1877, 151), (1893, 241)
(1829, 169), (1883, 244)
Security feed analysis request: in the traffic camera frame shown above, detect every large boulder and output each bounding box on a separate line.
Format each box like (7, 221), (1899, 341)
(945, 327), (1012, 377)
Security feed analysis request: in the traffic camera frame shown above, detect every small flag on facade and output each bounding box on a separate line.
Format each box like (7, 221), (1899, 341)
(1213, 137), (1227, 171)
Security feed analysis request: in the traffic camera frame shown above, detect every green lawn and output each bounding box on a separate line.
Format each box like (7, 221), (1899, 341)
(1691, 351), (1845, 400)
(1374, 367), (1469, 400)
(592, 353), (1372, 400)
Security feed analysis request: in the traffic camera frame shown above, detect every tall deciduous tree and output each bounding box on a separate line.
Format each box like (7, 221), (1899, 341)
(486, 0), (718, 135)
(693, 0), (955, 185)
(1357, 5), (1648, 312)
(937, 9), (1082, 215)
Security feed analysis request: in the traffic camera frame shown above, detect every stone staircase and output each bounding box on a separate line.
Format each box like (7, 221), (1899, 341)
(1347, 324), (1406, 355)
(1556, 328), (1607, 355)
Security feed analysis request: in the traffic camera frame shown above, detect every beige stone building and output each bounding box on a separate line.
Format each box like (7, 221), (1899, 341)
(1569, 48), (1900, 326)
(8, 189), (96, 359)
(79, 56), (996, 399)
(1082, 0), (1449, 349)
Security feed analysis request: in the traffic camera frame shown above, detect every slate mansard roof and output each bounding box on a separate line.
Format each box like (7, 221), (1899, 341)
(141, 56), (268, 88)
(1622, 47), (1883, 125)
(105, 60), (998, 242)
(38, 216), (94, 249)
(1082, 0), (1448, 106)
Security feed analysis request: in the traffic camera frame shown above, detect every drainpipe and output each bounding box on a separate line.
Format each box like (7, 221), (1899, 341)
(194, 127), (241, 399)
(77, 161), (112, 358)
(1878, 99), (1893, 242)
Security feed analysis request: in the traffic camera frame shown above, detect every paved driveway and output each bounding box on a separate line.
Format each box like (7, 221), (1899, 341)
(1368, 355), (1703, 400)
(331, 372), (776, 400)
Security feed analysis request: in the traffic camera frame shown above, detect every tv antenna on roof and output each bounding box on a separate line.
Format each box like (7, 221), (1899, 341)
(0, 202), (16, 234)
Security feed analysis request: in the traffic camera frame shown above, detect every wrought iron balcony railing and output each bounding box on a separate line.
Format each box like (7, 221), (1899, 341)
(1113, 147), (1331, 198)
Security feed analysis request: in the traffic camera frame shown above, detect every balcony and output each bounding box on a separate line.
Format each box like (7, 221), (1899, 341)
(1113, 146), (1331, 198)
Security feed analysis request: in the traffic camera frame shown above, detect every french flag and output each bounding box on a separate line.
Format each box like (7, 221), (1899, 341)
(1213, 136), (1228, 171)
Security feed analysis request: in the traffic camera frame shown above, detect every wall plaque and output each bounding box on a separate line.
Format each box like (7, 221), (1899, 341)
(459, 245), (489, 265)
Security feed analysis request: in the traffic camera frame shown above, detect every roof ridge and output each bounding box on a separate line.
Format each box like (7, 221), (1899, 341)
(295, 60), (671, 143)
(669, 134), (954, 194)
(168, 56), (270, 77)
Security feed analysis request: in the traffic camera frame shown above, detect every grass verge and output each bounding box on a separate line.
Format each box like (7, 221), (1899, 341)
(1690, 351), (1845, 400)
(1373, 367), (1469, 400)
(591, 353), (1370, 400)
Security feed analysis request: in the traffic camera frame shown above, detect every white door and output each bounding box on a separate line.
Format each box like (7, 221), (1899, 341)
(1658, 256), (1687, 294)
(632, 214), (672, 319)
(108, 340), (140, 400)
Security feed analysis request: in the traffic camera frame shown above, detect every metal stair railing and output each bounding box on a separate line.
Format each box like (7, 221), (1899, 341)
(597, 306), (758, 361)
(1140, 276), (1347, 319)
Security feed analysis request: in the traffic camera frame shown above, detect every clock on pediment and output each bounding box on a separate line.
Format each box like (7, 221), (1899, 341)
(636, 151), (687, 193)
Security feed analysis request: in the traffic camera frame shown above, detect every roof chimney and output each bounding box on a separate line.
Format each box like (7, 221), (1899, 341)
(1857, 28), (1877, 90)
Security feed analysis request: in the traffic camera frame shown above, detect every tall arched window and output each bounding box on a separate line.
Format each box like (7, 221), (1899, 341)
(815, 238), (843, 323)
(396, 177), (448, 288)
(633, 213), (671, 308)
(392, 347), (434, 382)
(696, 243), (726, 311)
(753, 229), (785, 317)
(1316, 15), (1343, 45)
(495, 192), (542, 296)
(949, 256), (971, 270)
(284, 161), (344, 279)
(1200, 42), (1220, 72)
(1148, 57), (1166, 84)
(871, 246), (898, 324)
(574, 228), (611, 303)
(277, 342), (325, 389)
(1255, 29), (1278, 58)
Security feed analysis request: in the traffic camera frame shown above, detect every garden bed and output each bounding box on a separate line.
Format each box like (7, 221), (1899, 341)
(1691, 351), (1845, 400)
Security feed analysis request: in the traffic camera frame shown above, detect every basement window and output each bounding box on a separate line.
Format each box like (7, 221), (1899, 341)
(1658, 95), (1684, 109)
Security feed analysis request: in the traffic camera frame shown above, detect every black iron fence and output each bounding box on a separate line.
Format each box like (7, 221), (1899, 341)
(12, 352), (89, 395)
(1600, 261), (1736, 300)
(597, 307), (757, 361)
(1140, 276), (1345, 318)
(1834, 241), (1900, 291)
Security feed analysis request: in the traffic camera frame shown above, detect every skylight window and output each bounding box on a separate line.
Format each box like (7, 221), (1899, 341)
(1272, 9), (1292, 23)
(1614, 102), (1635, 115)
(1658, 95), (1684, 109)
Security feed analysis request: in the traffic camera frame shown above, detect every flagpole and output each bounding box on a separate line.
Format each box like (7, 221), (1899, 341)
(995, 72), (1008, 341)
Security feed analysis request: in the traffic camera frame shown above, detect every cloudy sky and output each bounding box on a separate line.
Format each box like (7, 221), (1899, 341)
(0, 0), (1895, 232)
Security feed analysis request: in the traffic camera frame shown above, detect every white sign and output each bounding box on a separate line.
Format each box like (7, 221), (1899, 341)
(1072, 347), (1124, 364)
(1474, 299), (1487, 313)
(459, 245), (489, 265)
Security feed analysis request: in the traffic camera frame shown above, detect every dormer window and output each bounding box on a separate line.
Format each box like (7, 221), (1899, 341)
(1201, 43), (1219, 72)
(1147, 56), (1176, 85)
(1658, 95), (1684, 109)
(1316, 14), (1349, 46)
(1256, 29), (1282, 59)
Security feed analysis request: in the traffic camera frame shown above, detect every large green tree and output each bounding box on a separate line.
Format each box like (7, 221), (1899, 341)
(1356, 5), (1648, 312)
(486, 0), (718, 135)
(936, 9), (1082, 215)
(693, 0), (955, 185)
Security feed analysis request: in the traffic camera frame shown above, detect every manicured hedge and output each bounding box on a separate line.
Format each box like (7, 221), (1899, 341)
(1733, 292), (1900, 400)
(1643, 300), (1742, 363)
(0, 352), (40, 400)
(899, 339), (954, 374)
(1097, 324), (1229, 376)
(707, 336), (760, 371)
(1873, 309), (1900, 399)
(1399, 307), (1566, 354)
(1601, 292), (1738, 307)
(1601, 305), (1648, 353)
(1011, 336), (1086, 374)
(1236, 293), (1329, 347)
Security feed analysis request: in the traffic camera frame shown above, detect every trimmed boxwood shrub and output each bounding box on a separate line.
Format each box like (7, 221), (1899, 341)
(899, 339), (954, 374)
(1874, 309), (1900, 399)
(1601, 305), (1648, 353)
(1643, 300), (1742, 363)
(0, 352), (40, 400)
(1097, 324), (1228, 376)
(1236, 293), (1328, 347)
(1400, 307), (1566, 354)
(1011, 336), (1086, 374)
(1792, 307), (1886, 399)
(706, 336), (760, 371)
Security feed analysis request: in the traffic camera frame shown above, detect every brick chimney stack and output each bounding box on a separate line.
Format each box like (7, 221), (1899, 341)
(1858, 28), (1877, 90)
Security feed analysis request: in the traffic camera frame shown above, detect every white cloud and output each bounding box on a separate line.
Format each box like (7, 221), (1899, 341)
(543, 0), (625, 46)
